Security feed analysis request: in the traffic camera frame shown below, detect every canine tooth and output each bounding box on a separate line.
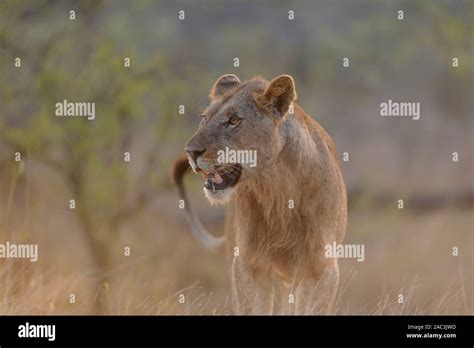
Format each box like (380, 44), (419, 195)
(214, 172), (223, 184)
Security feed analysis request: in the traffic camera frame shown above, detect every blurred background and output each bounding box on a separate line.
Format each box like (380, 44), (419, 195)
(0, 0), (472, 314)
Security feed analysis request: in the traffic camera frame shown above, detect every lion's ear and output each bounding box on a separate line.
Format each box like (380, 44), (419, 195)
(209, 74), (241, 100)
(262, 75), (297, 116)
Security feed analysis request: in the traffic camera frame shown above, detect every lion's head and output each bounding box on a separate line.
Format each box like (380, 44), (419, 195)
(185, 74), (297, 204)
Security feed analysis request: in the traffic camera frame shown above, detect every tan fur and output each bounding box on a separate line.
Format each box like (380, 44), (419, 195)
(177, 74), (347, 314)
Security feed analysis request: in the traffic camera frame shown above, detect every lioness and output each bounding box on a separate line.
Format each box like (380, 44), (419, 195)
(172, 74), (347, 314)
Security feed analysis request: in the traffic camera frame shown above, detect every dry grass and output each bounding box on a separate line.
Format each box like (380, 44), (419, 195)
(0, 165), (472, 315)
(0, 204), (471, 315)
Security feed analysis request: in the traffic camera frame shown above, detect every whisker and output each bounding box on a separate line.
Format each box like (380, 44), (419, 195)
(217, 166), (242, 176)
(219, 167), (239, 174)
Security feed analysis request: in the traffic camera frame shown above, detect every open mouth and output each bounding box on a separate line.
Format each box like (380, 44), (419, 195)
(201, 164), (242, 192)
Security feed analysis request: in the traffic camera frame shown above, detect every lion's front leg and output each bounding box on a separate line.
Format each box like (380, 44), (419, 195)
(231, 255), (274, 315)
(295, 260), (340, 315)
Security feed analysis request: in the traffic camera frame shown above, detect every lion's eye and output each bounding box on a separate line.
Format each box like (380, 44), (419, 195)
(228, 115), (241, 126)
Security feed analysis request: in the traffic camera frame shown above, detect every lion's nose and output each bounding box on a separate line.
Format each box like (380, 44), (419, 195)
(185, 148), (206, 163)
